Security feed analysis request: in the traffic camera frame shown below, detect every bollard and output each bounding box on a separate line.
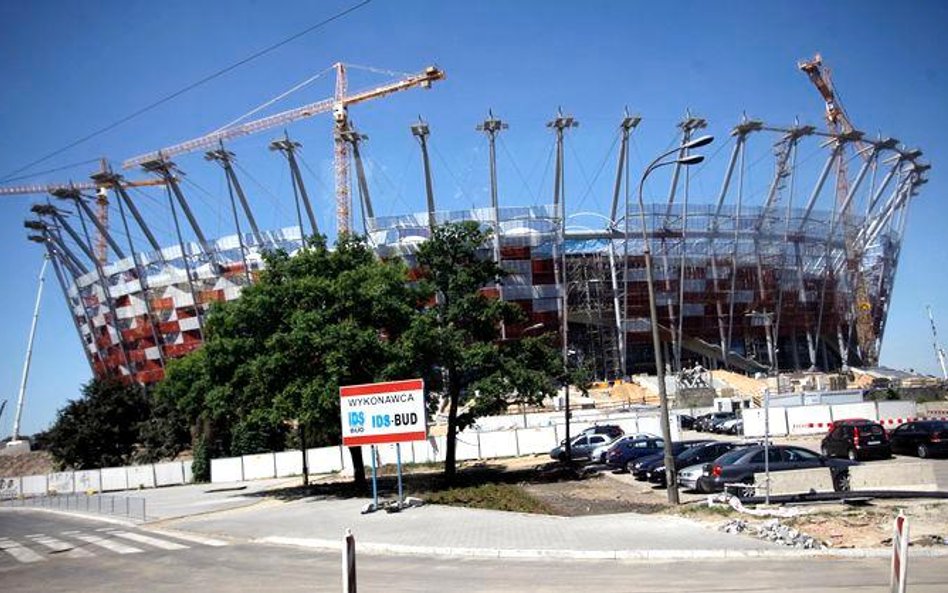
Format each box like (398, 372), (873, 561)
(890, 511), (909, 593)
(342, 529), (356, 593)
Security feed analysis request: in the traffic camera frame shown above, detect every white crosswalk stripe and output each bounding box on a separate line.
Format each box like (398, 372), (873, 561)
(0, 529), (219, 565)
(71, 533), (143, 554)
(26, 534), (94, 558)
(144, 528), (228, 547)
(106, 530), (188, 550)
(0, 539), (45, 563)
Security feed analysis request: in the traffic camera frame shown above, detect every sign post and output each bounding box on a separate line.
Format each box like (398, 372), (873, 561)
(340, 379), (427, 512)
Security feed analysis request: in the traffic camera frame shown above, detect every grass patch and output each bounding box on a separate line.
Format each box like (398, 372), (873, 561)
(676, 502), (738, 519)
(425, 483), (555, 515)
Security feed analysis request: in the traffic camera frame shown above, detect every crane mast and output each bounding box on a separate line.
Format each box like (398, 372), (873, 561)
(927, 306), (948, 380)
(799, 53), (878, 367)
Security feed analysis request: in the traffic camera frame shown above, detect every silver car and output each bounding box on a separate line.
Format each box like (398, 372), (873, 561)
(677, 463), (708, 491)
(591, 433), (660, 463)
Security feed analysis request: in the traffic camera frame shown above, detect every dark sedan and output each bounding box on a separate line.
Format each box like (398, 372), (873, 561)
(701, 445), (857, 496)
(629, 440), (712, 480)
(647, 440), (746, 487)
(605, 437), (665, 472)
(890, 421), (948, 458)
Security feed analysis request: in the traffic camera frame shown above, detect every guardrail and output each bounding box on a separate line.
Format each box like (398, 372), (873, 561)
(0, 492), (147, 522)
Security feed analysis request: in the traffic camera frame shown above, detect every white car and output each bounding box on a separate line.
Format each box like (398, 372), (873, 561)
(677, 463), (709, 492)
(591, 432), (661, 463)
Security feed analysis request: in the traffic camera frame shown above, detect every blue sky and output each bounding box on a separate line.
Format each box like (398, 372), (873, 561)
(1, 1), (946, 436)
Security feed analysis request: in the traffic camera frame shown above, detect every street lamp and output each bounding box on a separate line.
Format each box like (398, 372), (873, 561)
(628, 134), (714, 504)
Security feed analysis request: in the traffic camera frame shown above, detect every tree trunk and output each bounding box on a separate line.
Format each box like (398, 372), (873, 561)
(299, 423), (309, 486)
(444, 373), (460, 482)
(348, 446), (367, 491)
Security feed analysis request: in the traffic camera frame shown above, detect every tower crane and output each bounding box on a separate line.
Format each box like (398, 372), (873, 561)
(122, 63), (445, 236)
(798, 53), (878, 366)
(1, 175), (169, 265)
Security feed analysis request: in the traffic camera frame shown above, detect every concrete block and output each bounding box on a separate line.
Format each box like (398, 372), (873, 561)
(743, 407), (789, 437)
(307, 446), (343, 474)
(47, 471), (75, 494)
(455, 431), (480, 460)
(876, 401), (918, 428)
(100, 467), (129, 491)
(126, 465), (156, 489)
(74, 469), (102, 493)
(478, 430), (519, 459)
(210, 456), (244, 483)
(613, 417), (640, 435)
(831, 402), (877, 423)
(787, 405), (833, 435)
(242, 453), (276, 480)
(849, 461), (940, 491)
(515, 427), (556, 455)
(21, 474), (47, 495)
(183, 461), (194, 484)
(154, 461), (185, 486)
(756, 468), (835, 496)
(275, 450), (304, 477)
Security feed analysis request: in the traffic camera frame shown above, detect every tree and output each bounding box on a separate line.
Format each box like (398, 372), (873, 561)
(410, 222), (562, 480)
(160, 234), (422, 489)
(45, 378), (152, 470)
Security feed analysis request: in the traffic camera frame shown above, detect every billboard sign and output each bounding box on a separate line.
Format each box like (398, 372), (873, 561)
(340, 379), (427, 446)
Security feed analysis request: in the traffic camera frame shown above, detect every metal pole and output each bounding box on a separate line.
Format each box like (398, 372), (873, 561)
(370, 445), (378, 510)
(396, 443), (404, 509)
(11, 256), (48, 441)
(764, 387), (771, 505)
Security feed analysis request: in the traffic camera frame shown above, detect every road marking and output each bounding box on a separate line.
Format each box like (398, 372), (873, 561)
(107, 531), (188, 551)
(71, 533), (143, 554)
(26, 535), (94, 558)
(145, 529), (228, 547)
(0, 539), (45, 563)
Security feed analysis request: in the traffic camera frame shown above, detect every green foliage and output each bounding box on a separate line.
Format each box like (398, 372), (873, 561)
(191, 434), (211, 483)
(412, 222), (561, 478)
(45, 379), (152, 470)
(424, 483), (554, 515)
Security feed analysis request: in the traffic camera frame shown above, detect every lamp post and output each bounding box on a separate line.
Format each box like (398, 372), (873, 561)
(746, 309), (776, 504)
(632, 135), (713, 504)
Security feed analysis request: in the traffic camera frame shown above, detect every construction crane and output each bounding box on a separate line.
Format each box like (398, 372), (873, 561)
(927, 306), (948, 380)
(122, 63), (445, 236)
(0, 174), (169, 264)
(799, 53), (878, 366)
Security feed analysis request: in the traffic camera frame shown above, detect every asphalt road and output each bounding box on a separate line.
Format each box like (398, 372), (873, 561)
(2, 509), (948, 592)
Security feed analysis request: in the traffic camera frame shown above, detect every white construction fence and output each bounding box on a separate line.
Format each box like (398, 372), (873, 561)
(743, 400), (921, 437)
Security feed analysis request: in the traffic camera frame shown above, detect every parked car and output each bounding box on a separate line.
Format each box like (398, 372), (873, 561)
(605, 437), (665, 471)
(560, 424), (624, 446)
(702, 445), (857, 495)
(717, 417), (742, 434)
(677, 463), (708, 492)
(889, 420), (948, 458)
(629, 440), (712, 480)
(550, 433), (615, 462)
(696, 412), (735, 432)
(648, 440), (746, 487)
(708, 412), (738, 433)
(592, 432), (661, 463)
(678, 414), (696, 430)
(821, 419), (891, 461)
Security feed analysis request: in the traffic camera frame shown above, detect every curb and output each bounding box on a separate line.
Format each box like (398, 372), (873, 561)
(256, 535), (948, 561)
(0, 505), (140, 527)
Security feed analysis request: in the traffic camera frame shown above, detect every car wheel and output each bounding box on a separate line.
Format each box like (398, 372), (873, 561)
(735, 481), (755, 498)
(833, 470), (851, 492)
(847, 448), (858, 462)
(918, 444), (930, 459)
(625, 461), (636, 473)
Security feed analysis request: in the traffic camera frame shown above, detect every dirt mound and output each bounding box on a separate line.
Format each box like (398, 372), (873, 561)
(0, 450), (55, 478)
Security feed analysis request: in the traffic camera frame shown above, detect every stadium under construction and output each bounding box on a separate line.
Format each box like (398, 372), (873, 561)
(6, 59), (930, 387)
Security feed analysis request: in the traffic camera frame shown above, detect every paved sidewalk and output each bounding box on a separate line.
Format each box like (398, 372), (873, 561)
(164, 494), (777, 556)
